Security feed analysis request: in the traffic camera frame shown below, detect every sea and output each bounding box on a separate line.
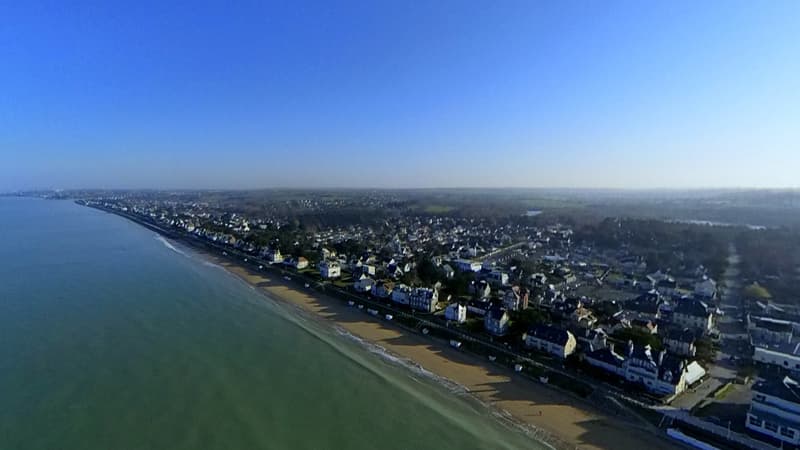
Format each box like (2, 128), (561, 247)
(0, 197), (547, 450)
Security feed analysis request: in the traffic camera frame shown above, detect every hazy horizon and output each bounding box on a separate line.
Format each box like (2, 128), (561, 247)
(3, 1), (799, 191)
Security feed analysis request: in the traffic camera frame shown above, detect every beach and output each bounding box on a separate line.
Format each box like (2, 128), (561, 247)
(202, 252), (682, 450)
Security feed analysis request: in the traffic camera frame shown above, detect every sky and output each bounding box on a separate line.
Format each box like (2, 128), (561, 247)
(1, 0), (799, 190)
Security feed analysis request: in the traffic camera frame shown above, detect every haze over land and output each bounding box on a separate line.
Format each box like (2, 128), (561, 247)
(2, 1), (799, 191)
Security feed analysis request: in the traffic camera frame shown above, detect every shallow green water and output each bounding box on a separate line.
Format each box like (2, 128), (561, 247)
(0, 198), (546, 450)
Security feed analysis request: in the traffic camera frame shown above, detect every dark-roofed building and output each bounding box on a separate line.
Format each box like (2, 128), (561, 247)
(672, 298), (713, 332)
(663, 327), (697, 357)
(749, 316), (794, 345)
(524, 324), (576, 358)
(484, 305), (510, 336)
(747, 376), (800, 445)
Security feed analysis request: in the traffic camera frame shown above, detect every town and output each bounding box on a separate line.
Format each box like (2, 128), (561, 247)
(67, 188), (800, 450)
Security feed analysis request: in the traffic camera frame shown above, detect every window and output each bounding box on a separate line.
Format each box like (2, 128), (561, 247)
(765, 421), (779, 432)
(785, 361), (790, 367)
(781, 427), (795, 438)
(749, 416), (762, 427)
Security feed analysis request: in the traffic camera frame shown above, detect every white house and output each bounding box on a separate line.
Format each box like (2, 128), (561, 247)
(409, 287), (439, 313)
(586, 342), (699, 397)
(747, 376), (800, 445)
(672, 298), (713, 332)
(319, 260), (341, 279)
(262, 248), (283, 264)
(524, 325), (576, 358)
(353, 275), (375, 293)
(749, 316), (794, 344)
(663, 328), (697, 357)
(753, 343), (800, 372)
(445, 303), (467, 323)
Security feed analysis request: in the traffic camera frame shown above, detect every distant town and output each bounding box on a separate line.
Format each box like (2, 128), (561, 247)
(16, 188), (800, 450)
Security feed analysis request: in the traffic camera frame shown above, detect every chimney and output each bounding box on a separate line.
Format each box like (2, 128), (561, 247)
(627, 339), (634, 356)
(659, 349), (667, 366)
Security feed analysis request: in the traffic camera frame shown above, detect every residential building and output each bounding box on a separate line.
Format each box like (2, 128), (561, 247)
(672, 298), (713, 332)
(454, 259), (482, 272)
(524, 324), (577, 358)
(445, 303), (467, 324)
(747, 376), (800, 445)
(262, 248), (283, 264)
(353, 275), (375, 293)
(486, 270), (509, 286)
(753, 342), (800, 372)
(391, 284), (411, 305)
(586, 342), (705, 396)
(694, 278), (717, 300)
(502, 286), (529, 312)
(294, 256), (309, 270)
(484, 306), (510, 336)
(319, 260), (341, 279)
(749, 316), (794, 344)
(469, 280), (491, 299)
(663, 328), (697, 357)
(372, 281), (395, 299)
(409, 287), (438, 313)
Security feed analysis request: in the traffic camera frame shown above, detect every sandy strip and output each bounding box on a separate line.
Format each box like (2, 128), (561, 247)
(205, 254), (680, 450)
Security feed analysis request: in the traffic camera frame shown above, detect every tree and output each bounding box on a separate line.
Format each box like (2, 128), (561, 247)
(611, 328), (662, 351)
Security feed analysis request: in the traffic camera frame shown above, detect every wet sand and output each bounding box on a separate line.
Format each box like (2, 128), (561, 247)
(206, 254), (679, 450)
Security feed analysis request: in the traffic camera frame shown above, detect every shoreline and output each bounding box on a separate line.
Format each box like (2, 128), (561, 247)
(88, 203), (682, 450)
(172, 242), (680, 450)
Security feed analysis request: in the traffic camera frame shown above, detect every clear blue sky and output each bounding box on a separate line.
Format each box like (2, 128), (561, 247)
(2, 1), (799, 190)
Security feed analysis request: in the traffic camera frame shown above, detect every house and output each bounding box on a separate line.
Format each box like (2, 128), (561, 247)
(469, 280), (491, 299)
(486, 270), (509, 286)
(372, 281), (395, 299)
(622, 344), (693, 396)
(445, 303), (467, 323)
(454, 259), (482, 273)
(753, 342), (800, 372)
(663, 328), (697, 357)
(321, 247), (336, 260)
(656, 278), (678, 297)
(409, 287), (438, 313)
(571, 306), (598, 329)
(319, 260), (341, 279)
(502, 286), (529, 312)
(353, 275), (375, 293)
(585, 345), (626, 375)
(694, 278), (717, 300)
(467, 299), (491, 317)
(391, 284), (411, 305)
(749, 316), (794, 344)
(747, 376), (800, 446)
(262, 248), (283, 264)
(524, 324), (577, 358)
(570, 326), (608, 352)
(484, 306), (510, 336)
(672, 298), (713, 332)
(530, 272), (548, 287)
(441, 264), (455, 279)
(294, 256), (309, 270)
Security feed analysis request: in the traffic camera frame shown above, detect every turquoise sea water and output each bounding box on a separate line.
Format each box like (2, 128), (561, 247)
(0, 198), (546, 450)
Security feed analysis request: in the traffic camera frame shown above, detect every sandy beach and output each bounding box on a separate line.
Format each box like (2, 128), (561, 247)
(201, 252), (681, 450)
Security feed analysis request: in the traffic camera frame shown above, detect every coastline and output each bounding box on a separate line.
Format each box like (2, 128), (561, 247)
(180, 245), (680, 450)
(86, 203), (682, 450)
